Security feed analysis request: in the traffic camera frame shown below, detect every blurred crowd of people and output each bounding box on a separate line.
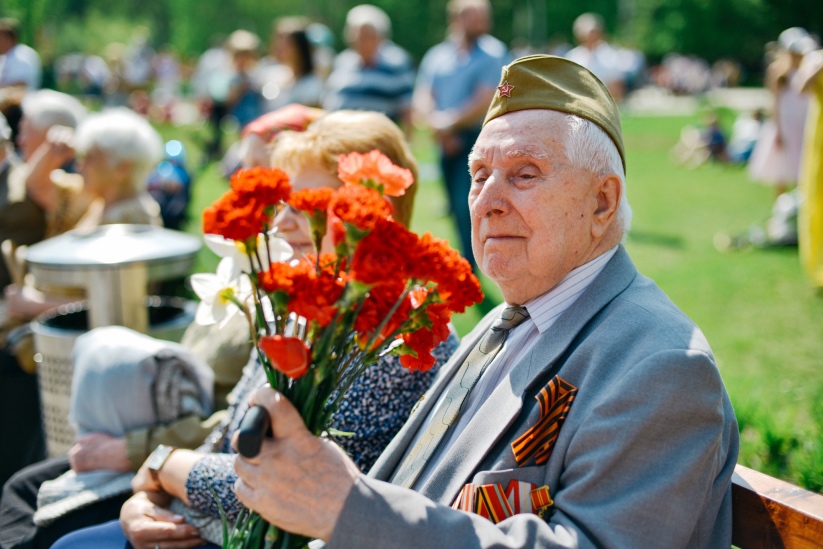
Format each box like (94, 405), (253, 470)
(0, 5), (820, 340)
(0, 6), (820, 376)
(663, 27), (823, 279)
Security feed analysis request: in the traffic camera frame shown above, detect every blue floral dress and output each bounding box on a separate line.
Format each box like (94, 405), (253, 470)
(185, 333), (459, 521)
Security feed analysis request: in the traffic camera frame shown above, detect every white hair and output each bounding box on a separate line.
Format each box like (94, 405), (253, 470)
(21, 89), (86, 130)
(345, 5), (391, 39)
(74, 108), (163, 191)
(563, 113), (632, 235)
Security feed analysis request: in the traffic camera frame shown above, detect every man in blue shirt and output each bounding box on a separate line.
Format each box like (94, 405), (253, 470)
(413, 0), (509, 269)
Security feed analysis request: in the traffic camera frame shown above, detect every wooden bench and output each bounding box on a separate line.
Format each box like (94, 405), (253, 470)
(732, 464), (823, 548)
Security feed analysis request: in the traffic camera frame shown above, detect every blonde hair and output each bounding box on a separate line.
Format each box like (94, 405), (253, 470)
(270, 110), (418, 227)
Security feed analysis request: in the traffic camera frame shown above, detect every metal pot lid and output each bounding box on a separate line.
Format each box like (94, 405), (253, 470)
(26, 224), (202, 268)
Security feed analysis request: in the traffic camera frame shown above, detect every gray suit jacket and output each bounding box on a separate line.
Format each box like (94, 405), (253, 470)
(328, 246), (739, 548)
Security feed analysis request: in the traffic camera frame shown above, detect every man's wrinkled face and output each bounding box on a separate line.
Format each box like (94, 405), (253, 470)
(469, 110), (599, 305)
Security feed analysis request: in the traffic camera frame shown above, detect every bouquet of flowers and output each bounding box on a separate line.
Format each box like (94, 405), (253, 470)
(194, 151), (483, 548)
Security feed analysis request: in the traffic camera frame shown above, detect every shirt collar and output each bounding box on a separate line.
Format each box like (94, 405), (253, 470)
(520, 246), (619, 334)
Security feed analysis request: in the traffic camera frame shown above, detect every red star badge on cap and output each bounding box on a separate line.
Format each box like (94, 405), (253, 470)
(498, 81), (515, 97)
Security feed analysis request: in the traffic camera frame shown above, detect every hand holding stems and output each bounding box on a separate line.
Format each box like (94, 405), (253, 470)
(232, 386), (360, 542)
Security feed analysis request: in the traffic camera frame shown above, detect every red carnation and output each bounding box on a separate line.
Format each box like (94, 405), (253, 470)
(328, 183), (393, 231)
(351, 218), (419, 284)
(230, 166), (292, 206)
(337, 150), (413, 197)
(202, 189), (271, 243)
(288, 187), (335, 214)
(259, 335), (310, 379)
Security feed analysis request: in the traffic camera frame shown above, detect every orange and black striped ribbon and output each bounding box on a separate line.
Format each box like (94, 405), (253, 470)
(475, 483), (514, 523)
(511, 376), (578, 467)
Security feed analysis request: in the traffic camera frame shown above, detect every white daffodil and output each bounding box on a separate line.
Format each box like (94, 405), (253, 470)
(203, 232), (293, 274)
(191, 257), (252, 327)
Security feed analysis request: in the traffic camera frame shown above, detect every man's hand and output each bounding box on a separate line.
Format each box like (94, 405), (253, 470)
(120, 491), (204, 549)
(68, 433), (131, 473)
(232, 386), (360, 542)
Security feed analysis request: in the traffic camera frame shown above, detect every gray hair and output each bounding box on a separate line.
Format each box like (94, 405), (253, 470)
(21, 90), (86, 130)
(564, 113), (632, 236)
(345, 5), (391, 39)
(74, 108), (163, 191)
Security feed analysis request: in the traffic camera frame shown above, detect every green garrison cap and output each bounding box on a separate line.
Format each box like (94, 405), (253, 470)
(483, 54), (626, 171)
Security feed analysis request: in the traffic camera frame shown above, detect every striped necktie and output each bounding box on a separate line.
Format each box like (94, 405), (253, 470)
(392, 305), (530, 489)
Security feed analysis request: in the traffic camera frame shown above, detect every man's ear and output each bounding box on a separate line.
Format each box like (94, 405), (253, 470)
(591, 173), (621, 239)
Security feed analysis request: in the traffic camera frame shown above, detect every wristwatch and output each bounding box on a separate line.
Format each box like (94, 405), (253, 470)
(146, 444), (176, 491)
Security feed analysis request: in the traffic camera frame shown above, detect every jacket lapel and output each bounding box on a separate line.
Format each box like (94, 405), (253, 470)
(419, 246), (638, 504)
(367, 303), (506, 480)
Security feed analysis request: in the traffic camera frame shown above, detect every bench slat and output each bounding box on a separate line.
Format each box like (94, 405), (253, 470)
(732, 464), (823, 548)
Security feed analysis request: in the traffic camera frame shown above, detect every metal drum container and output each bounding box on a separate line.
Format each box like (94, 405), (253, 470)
(25, 225), (202, 456)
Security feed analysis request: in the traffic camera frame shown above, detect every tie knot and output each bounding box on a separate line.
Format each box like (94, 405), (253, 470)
(493, 306), (530, 332)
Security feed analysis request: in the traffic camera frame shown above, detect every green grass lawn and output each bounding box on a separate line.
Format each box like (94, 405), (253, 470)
(162, 113), (823, 491)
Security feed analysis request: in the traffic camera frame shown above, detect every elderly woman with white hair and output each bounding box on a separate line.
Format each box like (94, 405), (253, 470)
(30, 107), (163, 235)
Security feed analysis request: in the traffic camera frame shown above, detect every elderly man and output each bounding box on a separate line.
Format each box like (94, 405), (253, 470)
(322, 5), (415, 127)
(233, 56), (739, 548)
